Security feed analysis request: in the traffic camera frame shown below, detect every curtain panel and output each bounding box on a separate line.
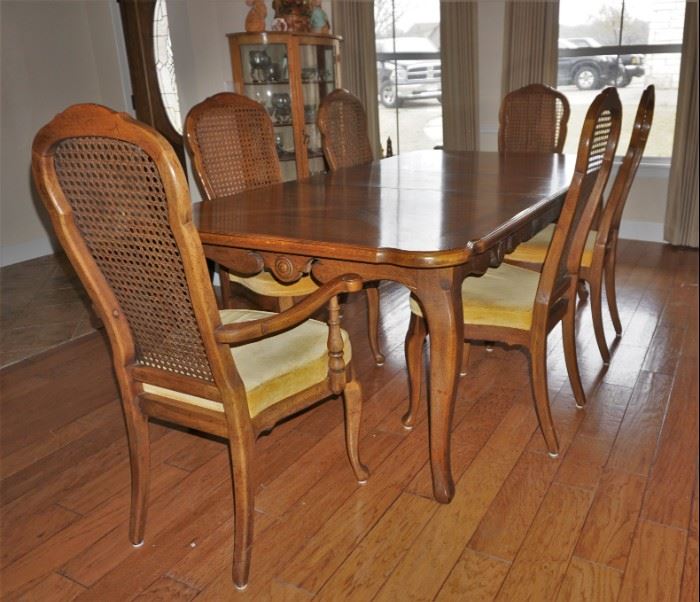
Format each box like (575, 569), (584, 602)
(440, 0), (479, 151)
(664, 0), (698, 248)
(502, 0), (559, 95)
(331, 0), (381, 158)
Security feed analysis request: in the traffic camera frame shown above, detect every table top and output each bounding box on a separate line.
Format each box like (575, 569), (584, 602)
(195, 150), (576, 268)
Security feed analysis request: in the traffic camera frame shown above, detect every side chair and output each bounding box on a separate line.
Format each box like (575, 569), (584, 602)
(499, 83), (571, 154)
(505, 85), (655, 363)
(405, 88), (622, 457)
(185, 92), (385, 365)
(317, 88), (384, 364)
(31, 104), (369, 589)
(317, 88), (374, 170)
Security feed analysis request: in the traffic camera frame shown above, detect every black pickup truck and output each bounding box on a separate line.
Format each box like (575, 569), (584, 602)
(558, 37), (645, 90)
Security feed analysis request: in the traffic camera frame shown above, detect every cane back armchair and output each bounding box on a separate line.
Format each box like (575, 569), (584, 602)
(31, 104), (369, 589)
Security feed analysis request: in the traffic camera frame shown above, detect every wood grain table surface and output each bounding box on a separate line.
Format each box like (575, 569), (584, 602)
(195, 149), (576, 503)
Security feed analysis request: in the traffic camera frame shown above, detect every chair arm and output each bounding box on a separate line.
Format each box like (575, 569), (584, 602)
(214, 273), (363, 345)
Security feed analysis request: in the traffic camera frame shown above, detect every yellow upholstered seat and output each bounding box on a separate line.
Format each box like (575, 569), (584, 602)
(228, 271), (319, 297)
(143, 309), (351, 418)
(409, 263), (539, 331)
(506, 223), (596, 268)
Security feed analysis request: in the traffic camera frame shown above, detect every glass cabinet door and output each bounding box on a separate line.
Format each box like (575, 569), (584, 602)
(229, 33), (341, 180)
(238, 42), (297, 181)
(300, 44), (337, 175)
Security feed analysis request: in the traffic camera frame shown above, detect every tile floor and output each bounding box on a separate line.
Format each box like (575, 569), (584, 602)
(0, 253), (96, 368)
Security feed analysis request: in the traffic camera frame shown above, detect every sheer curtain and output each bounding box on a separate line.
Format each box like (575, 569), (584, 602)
(502, 0), (559, 95)
(331, 0), (381, 158)
(440, 0), (479, 151)
(664, 1), (698, 248)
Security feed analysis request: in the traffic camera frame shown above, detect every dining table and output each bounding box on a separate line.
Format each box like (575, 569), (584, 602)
(195, 149), (576, 504)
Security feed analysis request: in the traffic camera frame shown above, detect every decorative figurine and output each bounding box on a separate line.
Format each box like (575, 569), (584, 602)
(249, 49), (272, 83)
(271, 17), (288, 31)
(245, 0), (266, 33)
(272, 0), (311, 32)
(310, 0), (330, 34)
(271, 93), (292, 124)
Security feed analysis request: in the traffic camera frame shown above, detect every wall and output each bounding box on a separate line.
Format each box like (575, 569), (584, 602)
(0, 0), (131, 266)
(0, 0), (675, 267)
(165, 0), (249, 202)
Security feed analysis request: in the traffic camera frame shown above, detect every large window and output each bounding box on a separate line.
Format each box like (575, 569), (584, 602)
(557, 0), (684, 158)
(374, 0), (442, 155)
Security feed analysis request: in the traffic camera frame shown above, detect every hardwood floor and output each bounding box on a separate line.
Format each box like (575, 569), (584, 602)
(0, 239), (697, 600)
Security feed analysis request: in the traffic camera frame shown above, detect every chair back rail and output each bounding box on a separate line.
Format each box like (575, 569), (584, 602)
(534, 87), (622, 320)
(499, 83), (571, 154)
(598, 85), (655, 243)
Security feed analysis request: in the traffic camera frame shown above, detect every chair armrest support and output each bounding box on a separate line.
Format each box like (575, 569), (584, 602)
(214, 273), (363, 345)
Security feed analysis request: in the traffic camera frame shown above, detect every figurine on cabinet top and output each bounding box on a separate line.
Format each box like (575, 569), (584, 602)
(310, 0), (330, 34)
(271, 17), (288, 31)
(244, 0), (266, 33)
(272, 0), (311, 32)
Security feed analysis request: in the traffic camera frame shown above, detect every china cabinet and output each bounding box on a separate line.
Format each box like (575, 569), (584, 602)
(227, 31), (341, 180)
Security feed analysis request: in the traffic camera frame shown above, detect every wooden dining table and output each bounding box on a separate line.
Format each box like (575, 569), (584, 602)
(195, 149), (576, 504)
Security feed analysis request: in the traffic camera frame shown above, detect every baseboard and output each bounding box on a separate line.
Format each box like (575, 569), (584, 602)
(618, 219), (665, 243)
(0, 238), (57, 267)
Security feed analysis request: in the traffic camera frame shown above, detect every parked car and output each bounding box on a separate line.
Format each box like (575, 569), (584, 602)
(376, 37), (441, 108)
(567, 37), (645, 87)
(557, 38), (622, 90)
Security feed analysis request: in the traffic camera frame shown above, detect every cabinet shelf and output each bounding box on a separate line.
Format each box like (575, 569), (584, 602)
(245, 80), (291, 86)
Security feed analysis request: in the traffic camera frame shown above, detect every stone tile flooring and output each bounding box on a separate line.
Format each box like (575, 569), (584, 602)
(0, 254), (96, 368)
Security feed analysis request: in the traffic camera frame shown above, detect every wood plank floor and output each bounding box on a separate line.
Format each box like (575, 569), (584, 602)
(0, 240), (697, 601)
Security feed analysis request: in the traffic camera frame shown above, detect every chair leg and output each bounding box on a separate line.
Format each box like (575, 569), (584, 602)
(459, 342), (471, 377)
(562, 296), (587, 409)
(604, 243), (623, 336)
(228, 437), (255, 590)
(528, 339), (560, 457)
(218, 266), (234, 309)
(588, 274), (611, 364)
(365, 285), (385, 365)
(343, 379), (369, 483)
(123, 400), (150, 546)
(577, 279), (589, 303)
(404, 312), (427, 430)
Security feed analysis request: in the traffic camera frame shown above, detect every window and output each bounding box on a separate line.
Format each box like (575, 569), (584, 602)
(557, 0), (685, 158)
(374, 0), (442, 155)
(153, 0), (183, 135)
